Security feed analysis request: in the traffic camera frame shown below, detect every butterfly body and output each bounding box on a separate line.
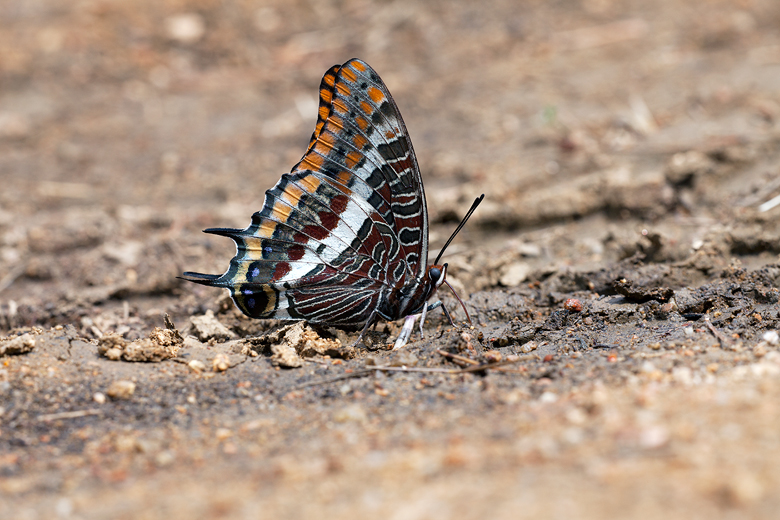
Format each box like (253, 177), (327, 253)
(184, 59), (479, 347)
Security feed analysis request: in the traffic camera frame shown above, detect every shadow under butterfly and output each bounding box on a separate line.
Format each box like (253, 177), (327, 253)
(182, 58), (483, 349)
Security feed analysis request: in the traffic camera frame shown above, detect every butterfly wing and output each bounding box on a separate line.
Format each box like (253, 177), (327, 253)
(293, 59), (429, 278)
(183, 59), (429, 326)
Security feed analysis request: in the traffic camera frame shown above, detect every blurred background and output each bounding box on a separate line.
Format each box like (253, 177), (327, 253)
(1, 0), (779, 325)
(3, 2), (780, 518)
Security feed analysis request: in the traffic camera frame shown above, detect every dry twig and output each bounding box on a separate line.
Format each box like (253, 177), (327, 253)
(290, 356), (528, 390)
(37, 409), (103, 422)
(704, 317), (732, 348)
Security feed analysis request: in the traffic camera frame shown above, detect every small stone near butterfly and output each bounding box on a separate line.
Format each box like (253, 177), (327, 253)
(188, 359), (206, 373)
(164, 13), (206, 44)
(564, 299), (583, 312)
(0, 333), (36, 356)
(215, 428), (233, 441)
(270, 343), (303, 368)
(97, 334), (127, 359)
(519, 341), (538, 353)
(483, 350), (502, 363)
(212, 353), (230, 372)
(104, 347), (122, 360)
(107, 380), (136, 400)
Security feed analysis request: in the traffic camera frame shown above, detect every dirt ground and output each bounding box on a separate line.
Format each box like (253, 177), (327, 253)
(2, 0), (780, 518)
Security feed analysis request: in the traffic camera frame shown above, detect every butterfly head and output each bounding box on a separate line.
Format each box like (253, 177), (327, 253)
(427, 263), (447, 290)
(424, 262), (473, 325)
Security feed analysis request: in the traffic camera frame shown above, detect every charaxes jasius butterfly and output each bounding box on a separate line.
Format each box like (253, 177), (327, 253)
(183, 59), (483, 349)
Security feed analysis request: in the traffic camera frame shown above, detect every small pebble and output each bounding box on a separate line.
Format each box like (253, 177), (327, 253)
(155, 451), (175, 467)
(483, 350), (502, 363)
(107, 380), (136, 399)
(640, 425), (670, 448)
(564, 298), (583, 312)
(762, 330), (779, 346)
(93, 392), (106, 404)
(212, 353), (230, 372)
(104, 347), (123, 361)
(188, 359), (206, 373)
(165, 13), (206, 44)
(215, 428), (233, 441)
(519, 341), (537, 353)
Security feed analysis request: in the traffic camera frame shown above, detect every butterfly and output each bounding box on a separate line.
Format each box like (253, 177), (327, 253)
(183, 59), (483, 349)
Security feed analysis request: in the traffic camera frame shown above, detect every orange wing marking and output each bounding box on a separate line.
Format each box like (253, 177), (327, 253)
(341, 67), (357, 83)
(345, 151), (363, 169)
(367, 86), (384, 104)
(272, 201), (293, 222)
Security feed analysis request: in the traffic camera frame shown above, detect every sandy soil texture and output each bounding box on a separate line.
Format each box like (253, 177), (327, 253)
(2, 0), (780, 518)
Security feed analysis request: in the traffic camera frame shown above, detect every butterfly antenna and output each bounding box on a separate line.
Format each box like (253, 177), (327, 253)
(434, 194), (484, 265)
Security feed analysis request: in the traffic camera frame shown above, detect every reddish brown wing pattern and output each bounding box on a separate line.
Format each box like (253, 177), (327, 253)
(182, 59), (432, 327)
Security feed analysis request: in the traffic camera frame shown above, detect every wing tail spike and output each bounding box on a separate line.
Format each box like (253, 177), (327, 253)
(178, 272), (224, 287)
(203, 227), (242, 239)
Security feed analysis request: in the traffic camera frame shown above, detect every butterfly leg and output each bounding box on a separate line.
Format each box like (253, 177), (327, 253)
(393, 314), (419, 350)
(439, 302), (455, 327)
(395, 299), (451, 350)
(351, 310), (379, 347)
(419, 302), (429, 340)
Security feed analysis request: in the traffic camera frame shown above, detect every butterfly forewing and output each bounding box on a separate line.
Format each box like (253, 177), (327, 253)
(300, 65), (341, 159)
(293, 59), (429, 279)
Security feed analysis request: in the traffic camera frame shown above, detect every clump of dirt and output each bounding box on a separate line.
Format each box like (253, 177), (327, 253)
(0, 332), (37, 356)
(97, 326), (183, 362)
